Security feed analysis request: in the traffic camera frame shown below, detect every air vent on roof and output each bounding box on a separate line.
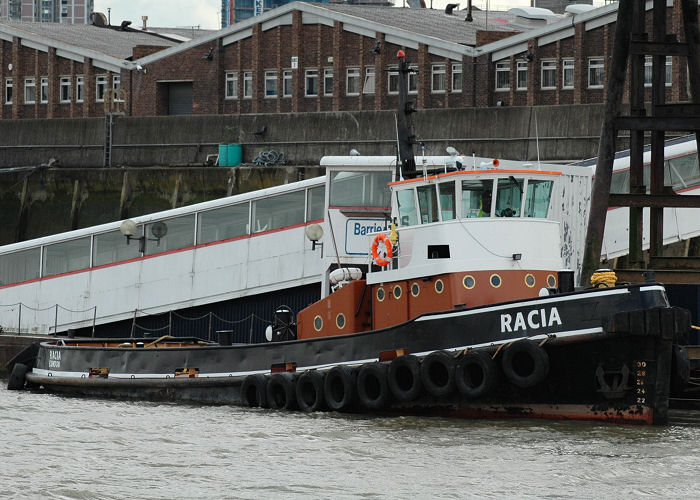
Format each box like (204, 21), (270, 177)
(445, 3), (459, 15)
(90, 12), (108, 27)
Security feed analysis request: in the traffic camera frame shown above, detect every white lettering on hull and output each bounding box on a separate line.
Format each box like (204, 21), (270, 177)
(500, 307), (563, 334)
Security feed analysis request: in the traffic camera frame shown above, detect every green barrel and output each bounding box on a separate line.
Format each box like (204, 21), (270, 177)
(228, 144), (242, 166)
(218, 144), (229, 166)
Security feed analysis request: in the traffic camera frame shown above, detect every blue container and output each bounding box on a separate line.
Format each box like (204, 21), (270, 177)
(228, 144), (242, 166)
(218, 144), (229, 167)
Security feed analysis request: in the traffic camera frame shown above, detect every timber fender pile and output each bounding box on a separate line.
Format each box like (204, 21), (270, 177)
(237, 342), (551, 414)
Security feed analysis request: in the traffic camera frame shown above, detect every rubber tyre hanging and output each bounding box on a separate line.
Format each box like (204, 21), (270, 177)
(455, 351), (498, 398)
(296, 370), (326, 412)
(7, 363), (28, 391)
(266, 372), (298, 410)
(501, 340), (549, 388)
(240, 373), (268, 408)
(420, 350), (455, 398)
(324, 365), (356, 411)
(356, 362), (390, 410)
(388, 354), (422, 402)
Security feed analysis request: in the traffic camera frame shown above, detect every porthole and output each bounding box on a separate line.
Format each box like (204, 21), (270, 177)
(313, 315), (323, 331)
(462, 275), (475, 289)
(435, 279), (444, 294)
(411, 283), (420, 297)
(490, 274), (502, 288)
(547, 274), (557, 288)
(336, 313), (346, 330)
(393, 285), (403, 299)
(525, 274), (536, 288)
(377, 287), (386, 302)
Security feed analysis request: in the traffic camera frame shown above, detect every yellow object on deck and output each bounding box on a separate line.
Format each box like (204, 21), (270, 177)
(591, 270), (617, 288)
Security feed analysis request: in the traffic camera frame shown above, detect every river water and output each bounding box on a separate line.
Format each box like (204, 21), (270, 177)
(1, 384), (699, 499)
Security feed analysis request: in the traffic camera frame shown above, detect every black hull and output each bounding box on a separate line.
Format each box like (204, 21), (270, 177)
(23, 284), (690, 425)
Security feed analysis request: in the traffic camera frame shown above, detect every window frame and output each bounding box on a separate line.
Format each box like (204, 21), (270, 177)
(323, 67), (333, 96)
(562, 58), (574, 89)
(95, 75), (107, 102)
(283, 70), (292, 97)
(363, 67), (375, 95)
(59, 76), (72, 103)
(305, 68), (318, 97)
(495, 61), (510, 92)
(516, 61), (528, 91)
(24, 77), (36, 104)
(40, 76), (49, 104)
(243, 71), (253, 99)
(225, 71), (238, 99)
(408, 64), (418, 94)
(431, 63), (446, 94)
(4, 78), (12, 105)
(76, 75), (84, 103)
(541, 59), (557, 90)
(346, 67), (360, 96)
(451, 63), (462, 93)
(588, 58), (605, 89)
(264, 70), (278, 98)
(388, 66), (399, 95)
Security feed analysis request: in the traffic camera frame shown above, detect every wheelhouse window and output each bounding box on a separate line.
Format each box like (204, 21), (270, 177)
(283, 70), (292, 97)
(524, 180), (553, 218)
(495, 177), (524, 217)
(562, 58), (574, 89)
(93, 229), (142, 266)
(243, 71), (253, 98)
(264, 70), (277, 97)
(495, 62), (510, 91)
(438, 182), (456, 220)
(197, 203), (250, 244)
(431, 64), (446, 93)
(397, 189), (418, 226)
(346, 67), (360, 95)
(0, 248), (40, 285)
(60, 76), (71, 102)
(24, 78), (36, 104)
(252, 191), (305, 232)
(306, 185), (325, 221)
(451, 63), (462, 93)
(417, 185), (439, 224)
(324, 68), (333, 96)
(43, 237), (91, 277)
(225, 71), (238, 99)
(329, 171), (392, 208)
(516, 61), (528, 90)
(588, 58), (604, 88)
(305, 69), (318, 97)
(461, 179), (493, 218)
(144, 215), (195, 256)
(363, 67), (375, 94)
(541, 60), (556, 89)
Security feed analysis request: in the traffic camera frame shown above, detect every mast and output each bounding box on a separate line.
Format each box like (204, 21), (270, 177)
(396, 50), (417, 178)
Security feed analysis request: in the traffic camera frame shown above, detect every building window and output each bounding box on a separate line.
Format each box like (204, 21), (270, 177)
(24, 78), (36, 104)
(243, 71), (252, 98)
(431, 64), (446, 93)
(225, 71), (238, 99)
(363, 67), (375, 94)
(76, 76), (84, 102)
(588, 58), (604, 88)
(541, 60), (556, 90)
(346, 67), (360, 95)
(283, 70), (292, 97)
(388, 66), (398, 94)
(516, 61), (527, 90)
(562, 58), (574, 89)
(4, 78), (12, 104)
(40, 77), (49, 104)
(644, 56), (672, 87)
(60, 76), (71, 102)
(495, 61), (510, 91)
(408, 65), (418, 94)
(264, 70), (277, 97)
(452, 63), (462, 93)
(96, 75), (107, 102)
(305, 69), (318, 97)
(323, 68), (333, 96)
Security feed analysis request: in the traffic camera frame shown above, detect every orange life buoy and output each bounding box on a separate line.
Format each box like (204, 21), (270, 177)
(371, 233), (393, 267)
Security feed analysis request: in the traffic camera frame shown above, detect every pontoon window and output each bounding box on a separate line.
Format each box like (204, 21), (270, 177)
(329, 171), (391, 208)
(197, 203), (249, 244)
(668, 153), (700, 191)
(93, 229), (142, 266)
(43, 237), (91, 277)
(438, 182), (456, 220)
(417, 185), (439, 224)
(524, 180), (553, 218)
(306, 185), (325, 221)
(461, 179), (493, 218)
(253, 190), (305, 232)
(0, 248), (40, 285)
(495, 177), (523, 217)
(397, 189), (418, 226)
(144, 215), (195, 256)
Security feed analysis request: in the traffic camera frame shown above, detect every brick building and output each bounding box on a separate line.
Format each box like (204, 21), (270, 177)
(0, 0), (93, 24)
(0, 2), (694, 122)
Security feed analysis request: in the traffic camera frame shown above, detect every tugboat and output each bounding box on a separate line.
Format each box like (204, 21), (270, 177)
(7, 53), (692, 425)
